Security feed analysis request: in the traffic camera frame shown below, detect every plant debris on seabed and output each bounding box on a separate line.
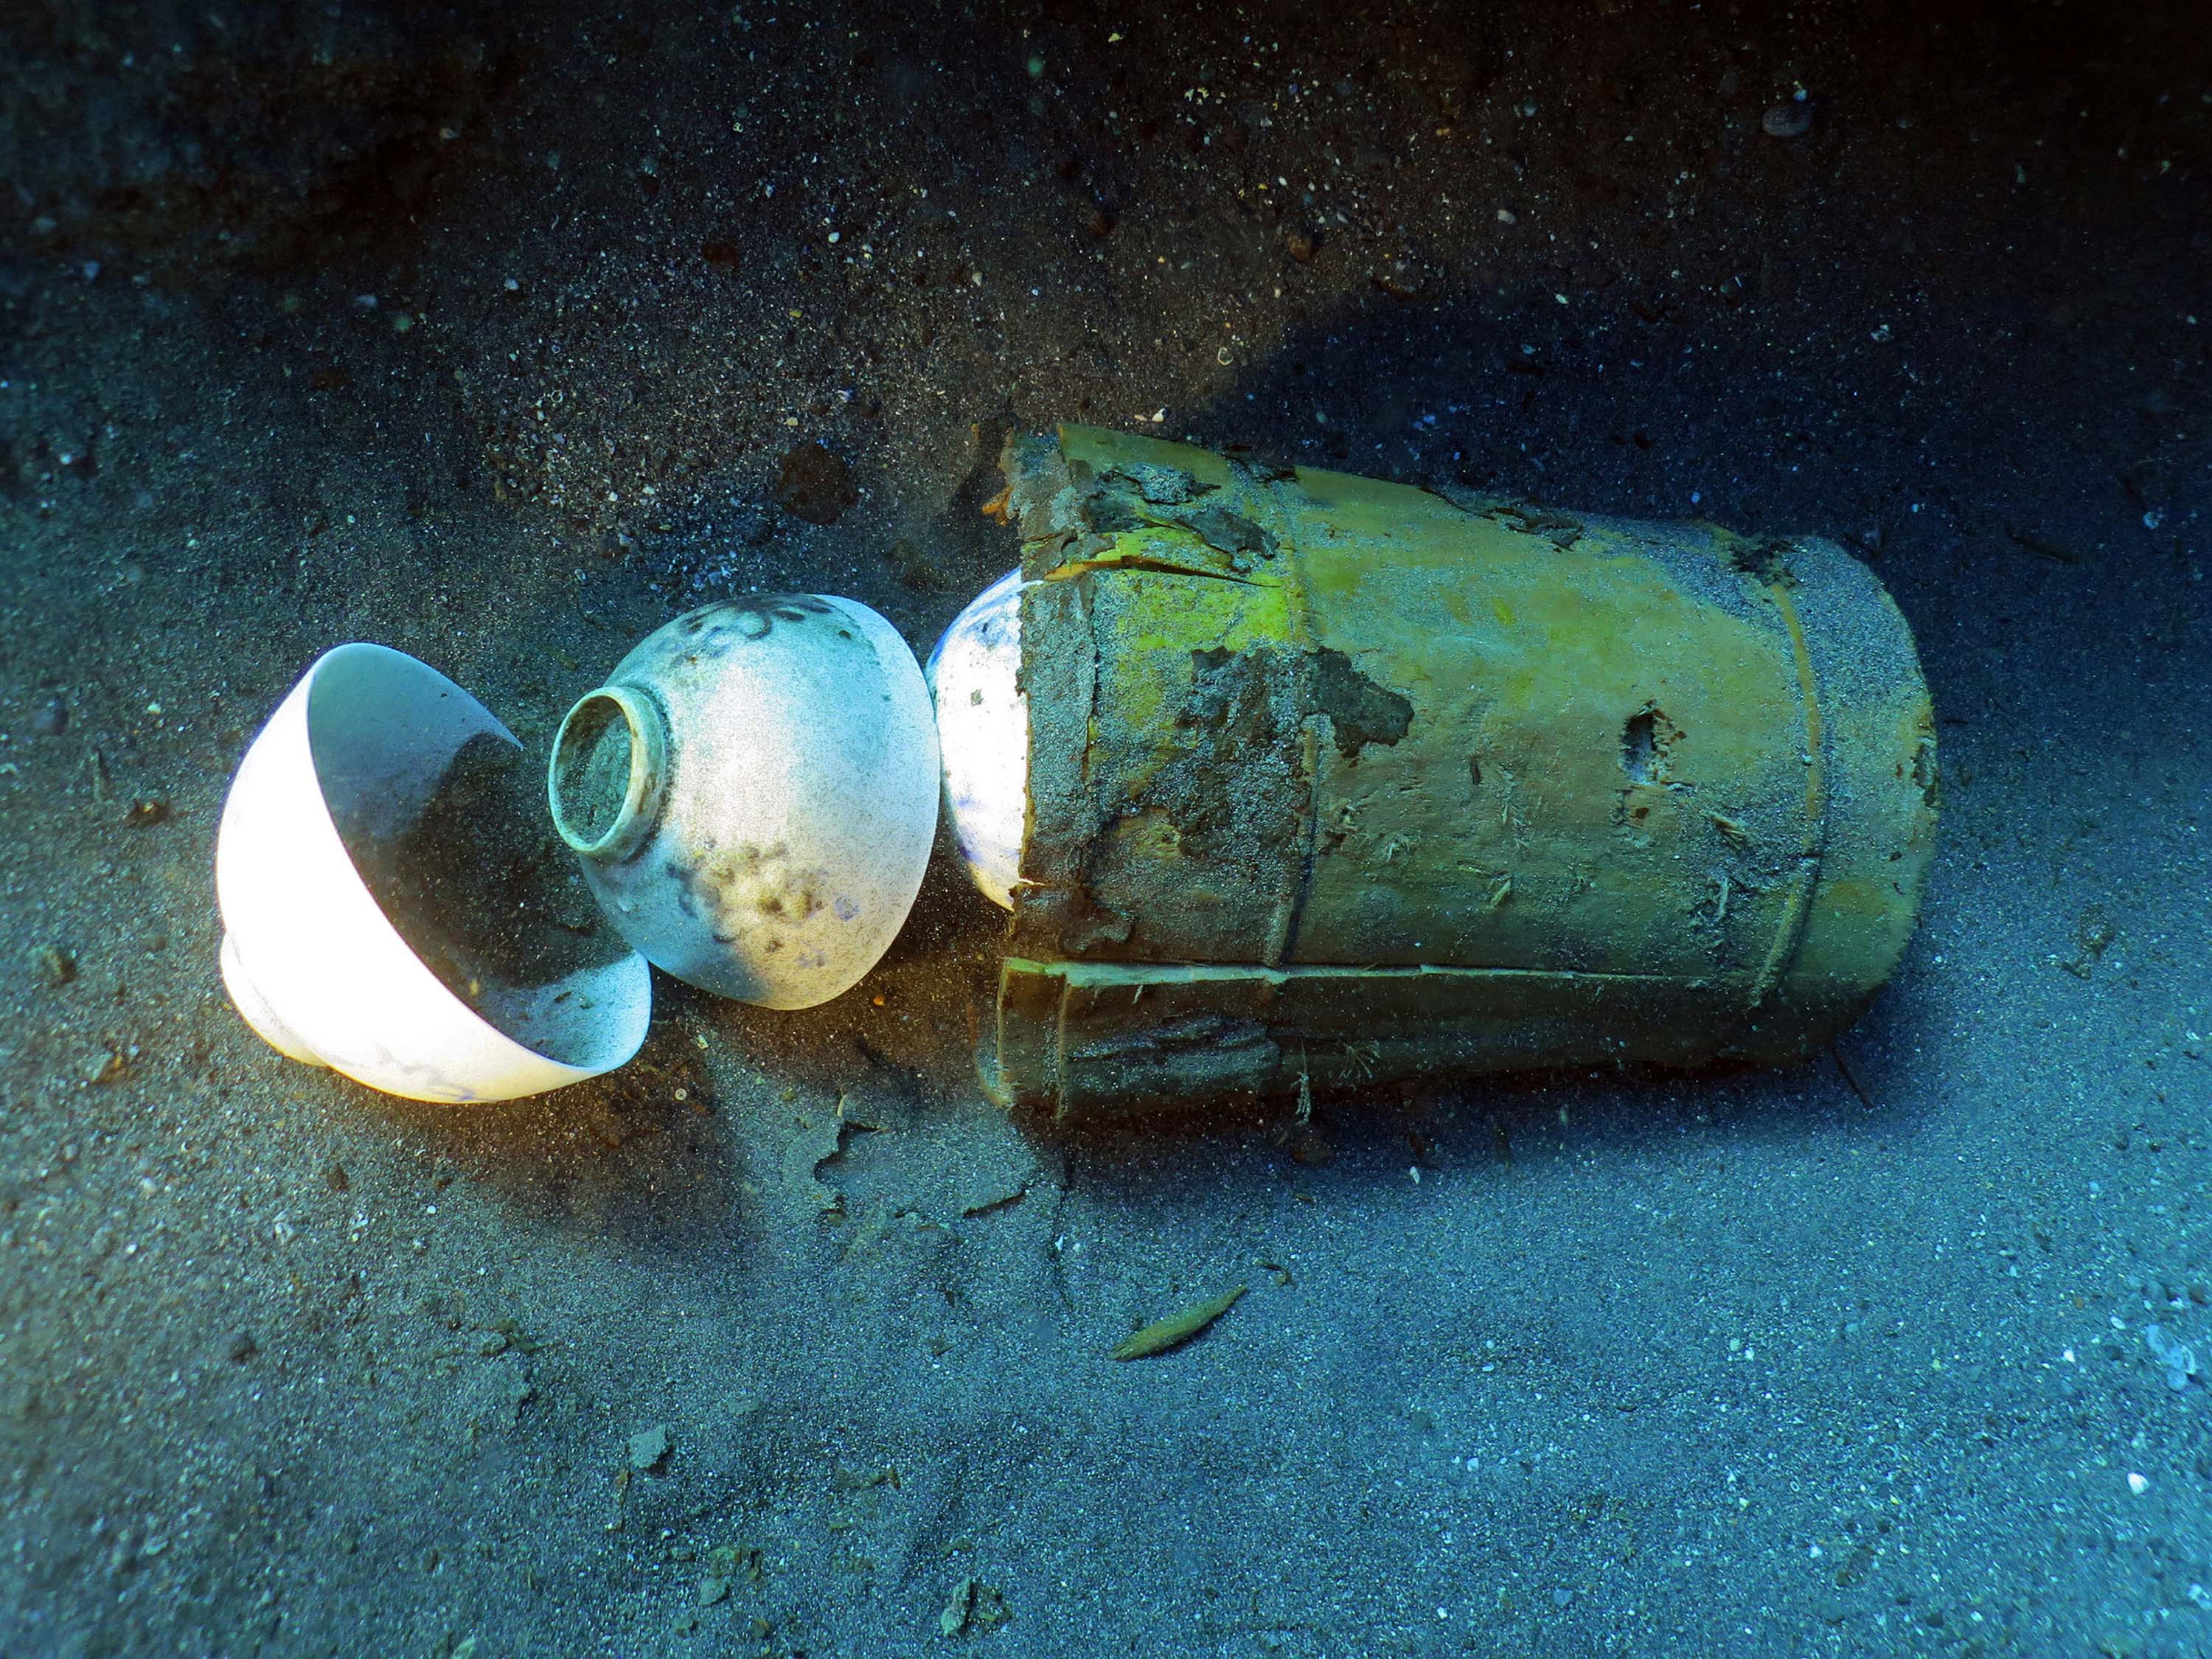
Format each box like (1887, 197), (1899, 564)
(939, 1577), (1012, 1639)
(1109, 1284), (1248, 1360)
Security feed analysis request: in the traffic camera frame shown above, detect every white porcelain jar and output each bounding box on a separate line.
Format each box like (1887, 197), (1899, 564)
(549, 594), (939, 1009)
(926, 568), (1029, 911)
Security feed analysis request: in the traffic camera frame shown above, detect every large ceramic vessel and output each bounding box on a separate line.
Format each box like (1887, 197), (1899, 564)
(980, 425), (1941, 1119)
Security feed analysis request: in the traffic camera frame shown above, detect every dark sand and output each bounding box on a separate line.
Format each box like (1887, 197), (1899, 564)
(1, 4), (2208, 1655)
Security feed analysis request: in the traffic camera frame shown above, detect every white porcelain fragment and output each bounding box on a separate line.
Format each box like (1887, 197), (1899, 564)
(215, 644), (652, 1102)
(550, 593), (940, 1009)
(926, 568), (1029, 910)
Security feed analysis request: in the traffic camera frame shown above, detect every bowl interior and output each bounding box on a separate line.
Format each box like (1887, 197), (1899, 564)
(305, 645), (642, 1072)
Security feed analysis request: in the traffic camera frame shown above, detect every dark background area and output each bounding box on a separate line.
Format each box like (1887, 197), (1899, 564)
(1, 2), (2208, 1655)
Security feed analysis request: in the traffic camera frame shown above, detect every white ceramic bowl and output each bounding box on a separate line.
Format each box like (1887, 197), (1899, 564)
(215, 644), (652, 1102)
(549, 594), (940, 1009)
(926, 568), (1029, 910)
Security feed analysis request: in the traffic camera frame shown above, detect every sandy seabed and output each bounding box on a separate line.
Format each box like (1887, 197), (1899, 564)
(1, 3), (2208, 1654)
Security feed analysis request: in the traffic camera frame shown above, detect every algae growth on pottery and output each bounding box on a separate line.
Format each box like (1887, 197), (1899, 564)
(957, 425), (1940, 1119)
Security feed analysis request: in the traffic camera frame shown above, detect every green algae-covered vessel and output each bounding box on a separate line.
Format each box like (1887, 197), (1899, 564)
(982, 425), (1939, 1119)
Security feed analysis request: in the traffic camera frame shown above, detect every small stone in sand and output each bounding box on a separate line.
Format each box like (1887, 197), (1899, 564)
(1762, 100), (1813, 139)
(627, 1423), (672, 1472)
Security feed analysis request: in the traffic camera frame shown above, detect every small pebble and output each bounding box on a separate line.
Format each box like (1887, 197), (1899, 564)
(125, 797), (170, 827)
(29, 697), (68, 737)
(35, 945), (76, 987)
(226, 1331), (259, 1363)
(1284, 229), (1318, 263)
(1762, 100), (1814, 139)
(627, 1422), (673, 1472)
(2146, 1324), (2199, 1390)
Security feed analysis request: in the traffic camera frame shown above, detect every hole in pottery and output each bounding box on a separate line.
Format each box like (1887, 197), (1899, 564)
(1621, 705), (1678, 786)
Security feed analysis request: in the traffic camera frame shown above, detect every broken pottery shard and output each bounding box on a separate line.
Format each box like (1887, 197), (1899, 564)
(626, 1423), (672, 1472)
(939, 1577), (1010, 1638)
(939, 1578), (976, 1638)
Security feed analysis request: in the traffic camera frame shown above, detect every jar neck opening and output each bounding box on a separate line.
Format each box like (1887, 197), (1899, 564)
(549, 686), (667, 862)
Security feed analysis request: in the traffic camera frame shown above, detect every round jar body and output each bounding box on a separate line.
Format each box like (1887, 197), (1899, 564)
(552, 594), (940, 1010)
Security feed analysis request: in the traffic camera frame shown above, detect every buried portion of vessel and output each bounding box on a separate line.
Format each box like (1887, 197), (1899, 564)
(977, 425), (1939, 1120)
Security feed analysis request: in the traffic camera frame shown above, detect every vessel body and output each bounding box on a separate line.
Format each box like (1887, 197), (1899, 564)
(553, 594), (941, 1010)
(987, 427), (1939, 1118)
(217, 644), (650, 1102)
